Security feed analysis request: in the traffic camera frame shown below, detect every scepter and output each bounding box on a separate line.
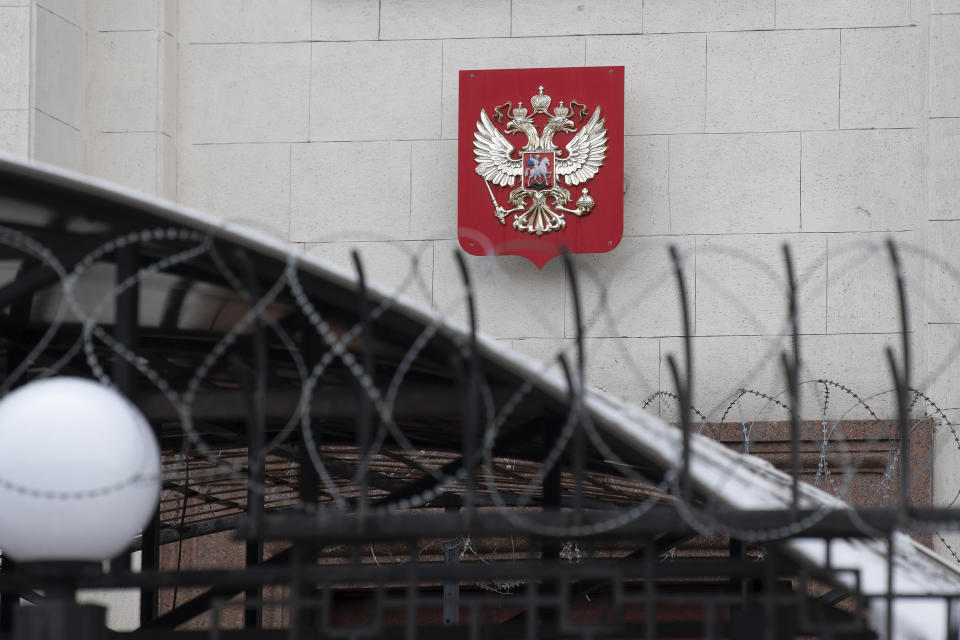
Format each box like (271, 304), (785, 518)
(483, 179), (509, 224)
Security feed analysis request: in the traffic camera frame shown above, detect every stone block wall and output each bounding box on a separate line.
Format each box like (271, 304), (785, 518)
(925, 2), (960, 558)
(33, 0), (85, 170)
(168, 0), (954, 425)
(0, 0), (176, 196)
(0, 1), (30, 157)
(86, 0), (177, 198)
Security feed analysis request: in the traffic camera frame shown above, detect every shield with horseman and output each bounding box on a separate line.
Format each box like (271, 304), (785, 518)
(522, 151), (555, 191)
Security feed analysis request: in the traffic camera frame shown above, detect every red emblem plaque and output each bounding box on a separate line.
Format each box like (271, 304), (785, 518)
(458, 66), (624, 268)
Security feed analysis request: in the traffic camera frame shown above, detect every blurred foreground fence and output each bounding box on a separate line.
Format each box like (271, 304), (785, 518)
(0, 159), (960, 638)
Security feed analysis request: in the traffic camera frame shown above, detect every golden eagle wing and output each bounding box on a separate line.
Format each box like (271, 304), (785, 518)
(555, 107), (607, 186)
(473, 109), (522, 187)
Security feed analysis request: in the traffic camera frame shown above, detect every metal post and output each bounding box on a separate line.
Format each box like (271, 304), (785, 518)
(441, 505), (460, 625)
(0, 258), (34, 632)
(14, 564), (107, 640)
(14, 602), (107, 640)
(558, 355), (585, 522)
(293, 322), (321, 638)
(292, 441), (318, 639)
(0, 554), (14, 633)
(113, 244), (140, 399)
(405, 543), (417, 640)
(244, 539), (264, 630)
(560, 250), (586, 518)
(239, 251), (266, 631)
(542, 418), (563, 522)
(453, 253), (478, 520)
(763, 548), (777, 640)
(782, 245), (802, 517)
(139, 513), (161, 624)
(111, 246), (160, 625)
(114, 244), (142, 576)
(352, 251), (373, 523)
(885, 240), (912, 511)
(541, 420), (562, 638)
(730, 538), (744, 604)
(667, 246), (694, 500)
(644, 541), (656, 640)
(886, 534), (895, 639)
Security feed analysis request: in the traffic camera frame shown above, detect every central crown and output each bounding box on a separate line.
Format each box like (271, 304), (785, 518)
(531, 86), (551, 114)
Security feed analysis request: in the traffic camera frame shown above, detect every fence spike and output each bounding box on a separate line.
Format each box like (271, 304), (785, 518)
(667, 245), (693, 501)
(453, 251), (479, 519)
(782, 244), (802, 516)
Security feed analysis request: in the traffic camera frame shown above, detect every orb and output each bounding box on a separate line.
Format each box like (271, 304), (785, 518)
(0, 378), (160, 561)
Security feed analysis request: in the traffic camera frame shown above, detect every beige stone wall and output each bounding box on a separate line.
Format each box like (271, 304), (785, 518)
(167, 1), (948, 423)
(86, 0), (177, 198)
(0, 1), (30, 158)
(924, 1), (960, 558)
(33, 0), (85, 170)
(0, 0), (176, 195)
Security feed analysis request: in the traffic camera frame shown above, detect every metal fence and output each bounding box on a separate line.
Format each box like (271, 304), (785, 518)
(0, 159), (959, 639)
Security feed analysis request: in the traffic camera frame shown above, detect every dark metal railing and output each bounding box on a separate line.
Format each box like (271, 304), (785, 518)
(0, 159), (958, 639)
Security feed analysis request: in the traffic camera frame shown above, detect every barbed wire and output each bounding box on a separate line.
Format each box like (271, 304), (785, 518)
(0, 223), (959, 558)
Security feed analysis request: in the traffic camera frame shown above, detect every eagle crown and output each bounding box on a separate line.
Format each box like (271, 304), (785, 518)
(540, 101), (576, 152)
(506, 101), (540, 148)
(530, 86), (551, 114)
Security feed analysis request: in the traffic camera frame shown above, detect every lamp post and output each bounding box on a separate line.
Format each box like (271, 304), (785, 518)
(0, 377), (161, 639)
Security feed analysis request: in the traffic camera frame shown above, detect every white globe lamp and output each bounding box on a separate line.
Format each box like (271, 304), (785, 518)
(0, 377), (161, 562)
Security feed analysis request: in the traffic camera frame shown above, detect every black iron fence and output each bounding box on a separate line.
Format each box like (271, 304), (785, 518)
(0, 158), (958, 639)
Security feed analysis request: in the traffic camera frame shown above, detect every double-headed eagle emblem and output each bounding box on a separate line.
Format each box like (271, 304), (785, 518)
(473, 86), (608, 236)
